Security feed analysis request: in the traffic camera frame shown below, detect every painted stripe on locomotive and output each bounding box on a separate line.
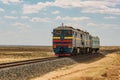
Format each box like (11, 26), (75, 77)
(53, 37), (60, 39)
(53, 37), (81, 40)
(53, 39), (72, 42)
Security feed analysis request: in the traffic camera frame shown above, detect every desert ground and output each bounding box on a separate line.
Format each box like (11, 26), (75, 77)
(31, 46), (120, 80)
(0, 46), (120, 80)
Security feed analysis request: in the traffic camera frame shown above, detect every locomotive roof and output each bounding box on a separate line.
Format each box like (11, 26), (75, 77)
(54, 26), (90, 35)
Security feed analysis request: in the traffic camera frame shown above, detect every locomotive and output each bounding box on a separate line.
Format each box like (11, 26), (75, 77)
(52, 24), (100, 57)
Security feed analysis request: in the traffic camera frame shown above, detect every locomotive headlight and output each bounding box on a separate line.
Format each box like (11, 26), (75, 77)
(68, 45), (72, 48)
(53, 45), (56, 48)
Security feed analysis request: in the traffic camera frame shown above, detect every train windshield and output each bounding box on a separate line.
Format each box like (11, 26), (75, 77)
(53, 30), (72, 36)
(64, 30), (72, 36)
(53, 30), (62, 36)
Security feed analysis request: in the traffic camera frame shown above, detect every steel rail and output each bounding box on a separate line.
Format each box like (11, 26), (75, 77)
(0, 57), (58, 69)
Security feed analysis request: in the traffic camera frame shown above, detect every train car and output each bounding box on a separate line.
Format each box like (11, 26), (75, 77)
(52, 24), (100, 57)
(90, 36), (100, 53)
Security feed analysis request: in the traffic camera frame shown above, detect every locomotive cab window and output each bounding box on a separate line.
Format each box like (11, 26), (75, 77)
(53, 30), (62, 36)
(64, 30), (72, 36)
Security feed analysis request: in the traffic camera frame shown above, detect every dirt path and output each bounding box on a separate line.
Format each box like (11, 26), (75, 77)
(31, 51), (120, 80)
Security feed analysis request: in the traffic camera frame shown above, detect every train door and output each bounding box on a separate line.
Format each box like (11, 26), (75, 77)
(81, 34), (84, 47)
(72, 31), (77, 54)
(74, 32), (77, 47)
(81, 33), (85, 53)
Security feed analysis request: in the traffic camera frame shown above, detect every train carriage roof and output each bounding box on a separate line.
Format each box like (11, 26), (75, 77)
(54, 25), (90, 35)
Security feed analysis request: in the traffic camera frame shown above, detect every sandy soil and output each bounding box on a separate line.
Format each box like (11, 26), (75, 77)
(31, 48), (120, 80)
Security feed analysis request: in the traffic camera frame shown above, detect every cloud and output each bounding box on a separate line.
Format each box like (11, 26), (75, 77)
(54, 0), (120, 15)
(13, 22), (28, 27)
(11, 11), (17, 14)
(23, 2), (53, 14)
(22, 0), (120, 15)
(56, 16), (61, 20)
(12, 22), (31, 32)
(86, 22), (97, 27)
(104, 16), (117, 19)
(81, 7), (120, 15)
(101, 24), (120, 29)
(0, 8), (4, 12)
(52, 10), (60, 14)
(13, 22), (29, 28)
(53, 0), (82, 8)
(53, 0), (120, 9)
(30, 17), (51, 23)
(87, 22), (120, 29)
(56, 16), (90, 21)
(4, 15), (18, 19)
(0, 0), (21, 4)
(64, 22), (86, 30)
(21, 16), (30, 19)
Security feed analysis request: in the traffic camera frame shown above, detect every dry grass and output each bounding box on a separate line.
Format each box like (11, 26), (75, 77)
(0, 46), (120, 63)
(0, 46), (54, 63)
(100, 46), (120, 52)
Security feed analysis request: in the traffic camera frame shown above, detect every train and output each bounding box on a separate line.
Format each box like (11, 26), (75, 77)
(52, 24), (100, 57)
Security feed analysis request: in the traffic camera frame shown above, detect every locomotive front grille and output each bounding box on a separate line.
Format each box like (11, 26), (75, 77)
(59, 47), (64, 53)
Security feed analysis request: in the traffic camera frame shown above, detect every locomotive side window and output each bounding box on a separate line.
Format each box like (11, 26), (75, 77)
(75, 32), (77, 37)
(81, 34), (83, 38)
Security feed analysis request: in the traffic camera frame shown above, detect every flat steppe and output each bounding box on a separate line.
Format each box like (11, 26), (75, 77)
(0, 46), (54, 63)
(0, 46), (120, 80)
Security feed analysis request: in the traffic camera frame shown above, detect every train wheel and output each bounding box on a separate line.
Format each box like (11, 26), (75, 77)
(81, 48), (84, 54)
(95, 49), (99, 53)
(72, 47), (77, 55)
(83, 48), (86, 54)
(90, 49), (93, 54)
(89, 48), (92, 54)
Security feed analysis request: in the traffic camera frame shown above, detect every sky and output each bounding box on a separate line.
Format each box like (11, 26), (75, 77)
(0, 0), (120, 46)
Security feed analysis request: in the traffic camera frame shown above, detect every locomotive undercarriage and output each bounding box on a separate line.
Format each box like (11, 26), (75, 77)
(56, 47), (99, 57)
(72, 47), (99, 55)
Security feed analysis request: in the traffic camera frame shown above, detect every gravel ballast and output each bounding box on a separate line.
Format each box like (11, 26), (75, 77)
(0, 58), (77, 80)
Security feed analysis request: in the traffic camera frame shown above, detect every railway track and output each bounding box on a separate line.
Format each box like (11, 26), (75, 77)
(0, 52), (104, 69)
(0, 57), (58, 69)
